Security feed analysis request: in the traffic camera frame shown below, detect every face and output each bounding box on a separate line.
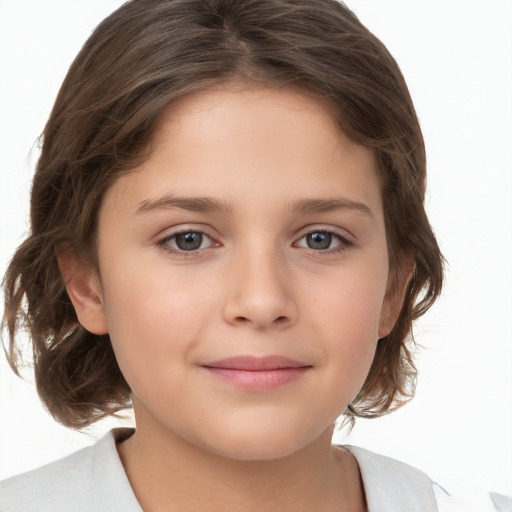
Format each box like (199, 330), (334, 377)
(71, 83), (401, 460)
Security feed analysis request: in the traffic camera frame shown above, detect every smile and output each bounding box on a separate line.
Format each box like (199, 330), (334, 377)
(200, 356), (312, 391)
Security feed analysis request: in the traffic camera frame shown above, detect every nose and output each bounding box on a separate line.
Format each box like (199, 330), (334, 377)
(221, 245), (297, 330)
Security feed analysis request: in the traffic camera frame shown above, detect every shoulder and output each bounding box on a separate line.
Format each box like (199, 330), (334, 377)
(344, 445), (511, 512)
(0, 428), (141, 512)
(0, 442), (95, 512)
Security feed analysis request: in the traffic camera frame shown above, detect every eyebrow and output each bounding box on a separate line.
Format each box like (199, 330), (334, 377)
(135, 195), (372, 217)
(135, 195), (233, 215)
(290, 198), (373, 216)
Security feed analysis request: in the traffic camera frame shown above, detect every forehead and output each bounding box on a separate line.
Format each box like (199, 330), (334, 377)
(152, 82), (342, 151)
(100, 83), (382, 220)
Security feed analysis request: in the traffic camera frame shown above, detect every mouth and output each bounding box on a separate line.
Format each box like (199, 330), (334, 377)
(200, 355), (312, 391)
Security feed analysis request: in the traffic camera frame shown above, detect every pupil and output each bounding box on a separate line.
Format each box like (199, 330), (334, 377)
(176, 232), (202, 251)
(307, 232), (331, 250)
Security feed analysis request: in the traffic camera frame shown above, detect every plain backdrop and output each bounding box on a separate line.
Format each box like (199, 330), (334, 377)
(1, 0), (511, 500)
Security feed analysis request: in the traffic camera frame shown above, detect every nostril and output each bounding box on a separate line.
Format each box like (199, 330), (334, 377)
(234, 315), (287, 325)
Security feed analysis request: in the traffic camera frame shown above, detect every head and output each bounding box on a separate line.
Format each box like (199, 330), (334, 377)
(3, 0), (443, 430)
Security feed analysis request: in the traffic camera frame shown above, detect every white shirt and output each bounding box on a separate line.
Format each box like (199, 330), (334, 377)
(0, 428), (509, 511)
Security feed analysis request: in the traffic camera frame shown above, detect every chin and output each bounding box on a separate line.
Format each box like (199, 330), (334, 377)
(196, 421), (329, 462)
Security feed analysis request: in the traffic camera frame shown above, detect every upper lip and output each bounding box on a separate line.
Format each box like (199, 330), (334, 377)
(201, 355), (310, 371)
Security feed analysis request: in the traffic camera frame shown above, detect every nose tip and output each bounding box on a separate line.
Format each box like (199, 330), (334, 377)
(222, 254), (297, 330)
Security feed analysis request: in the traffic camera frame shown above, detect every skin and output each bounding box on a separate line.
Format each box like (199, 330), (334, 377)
(60, 83), (407, 511)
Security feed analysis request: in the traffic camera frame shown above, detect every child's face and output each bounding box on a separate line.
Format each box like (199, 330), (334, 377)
(76, 83), (400, 459)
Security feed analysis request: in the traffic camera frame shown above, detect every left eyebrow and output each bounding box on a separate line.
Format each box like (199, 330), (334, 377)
(135, 195), (233, 215)
(290, 198), (373, 217)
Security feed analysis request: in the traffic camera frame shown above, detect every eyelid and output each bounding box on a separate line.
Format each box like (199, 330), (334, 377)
(155, 223), (217, 239)
(295, 224), (353, 241)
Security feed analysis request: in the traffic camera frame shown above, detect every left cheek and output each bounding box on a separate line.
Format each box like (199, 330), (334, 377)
(316, 277), (385, 338)
(313, 280), (384, 373)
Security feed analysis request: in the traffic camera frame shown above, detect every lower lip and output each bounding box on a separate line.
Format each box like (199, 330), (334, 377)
(202, 367), (310, 391)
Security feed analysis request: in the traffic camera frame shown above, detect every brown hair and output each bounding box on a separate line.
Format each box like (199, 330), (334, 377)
(2, 0), (443, 428)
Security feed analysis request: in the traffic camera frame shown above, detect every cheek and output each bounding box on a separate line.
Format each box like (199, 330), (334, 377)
(98, 261), (218, 395)
(310, 263), (387, 338)
(101, 246), (217, 330)
(306, 263), (387, 387)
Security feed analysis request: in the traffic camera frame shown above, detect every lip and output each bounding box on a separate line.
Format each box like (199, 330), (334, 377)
(200, 356), (312, 391)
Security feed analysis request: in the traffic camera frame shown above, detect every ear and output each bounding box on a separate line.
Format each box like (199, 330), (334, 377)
(378, 255), (414, 339)
(57, 248), (109, 335)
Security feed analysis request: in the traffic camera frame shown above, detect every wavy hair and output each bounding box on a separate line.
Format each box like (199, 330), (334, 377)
(2, 0), (443, 428)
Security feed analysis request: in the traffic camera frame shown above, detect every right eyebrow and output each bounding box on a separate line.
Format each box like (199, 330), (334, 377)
(135, 195), (233, 215)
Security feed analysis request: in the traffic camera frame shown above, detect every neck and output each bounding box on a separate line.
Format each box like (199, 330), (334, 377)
(117, 420), (365, 512)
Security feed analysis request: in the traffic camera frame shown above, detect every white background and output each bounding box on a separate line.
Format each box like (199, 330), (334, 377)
(1, 0), (511, 500)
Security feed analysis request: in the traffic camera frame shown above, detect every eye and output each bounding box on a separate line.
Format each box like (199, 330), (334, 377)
(294, 230), (351, 251)
(159, 230), (215, 252)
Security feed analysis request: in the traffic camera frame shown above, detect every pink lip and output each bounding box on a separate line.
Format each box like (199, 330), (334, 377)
(200, 356), (311, 391)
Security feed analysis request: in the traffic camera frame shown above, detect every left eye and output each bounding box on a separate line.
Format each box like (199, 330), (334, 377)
(295, 231), (346, 250)
(166, 231), (213, 251)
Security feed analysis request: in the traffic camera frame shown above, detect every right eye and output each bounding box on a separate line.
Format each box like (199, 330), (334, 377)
(158, 230), (216, 253)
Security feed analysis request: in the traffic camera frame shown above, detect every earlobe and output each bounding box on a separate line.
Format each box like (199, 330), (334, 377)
(57, 248), (109, 335)
(378, 257), (414, 338)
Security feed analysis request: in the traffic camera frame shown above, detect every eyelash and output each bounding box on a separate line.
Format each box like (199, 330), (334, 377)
(155, 227), (353, 257)
(294, 229), (353, 255)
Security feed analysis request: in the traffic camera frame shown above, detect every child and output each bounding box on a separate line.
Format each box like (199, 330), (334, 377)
(0, 1), (509, 510)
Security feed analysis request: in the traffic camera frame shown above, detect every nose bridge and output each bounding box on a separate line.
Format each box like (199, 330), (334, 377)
(222, 238), (295, 328)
